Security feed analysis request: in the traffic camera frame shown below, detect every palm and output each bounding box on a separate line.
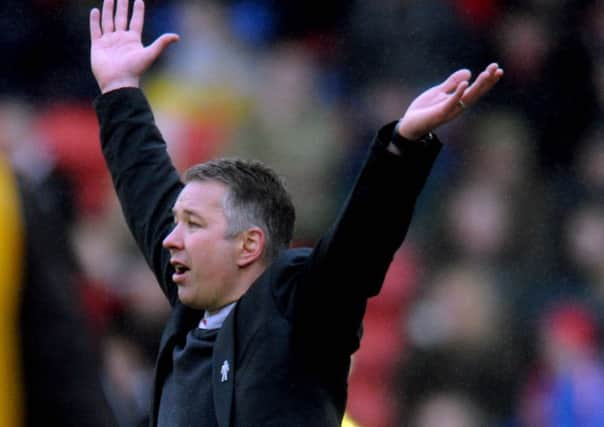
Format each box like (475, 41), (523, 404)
(403, 84), (465, 136)
(91, 31), (148, 91)
(90, 0), (179, 93)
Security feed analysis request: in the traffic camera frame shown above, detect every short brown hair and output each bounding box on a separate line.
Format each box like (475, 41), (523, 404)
(184, 158), (295, 262)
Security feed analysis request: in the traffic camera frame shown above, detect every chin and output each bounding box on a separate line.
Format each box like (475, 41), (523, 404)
(177, 290), (205, 310)
(177, 288), (194, 306)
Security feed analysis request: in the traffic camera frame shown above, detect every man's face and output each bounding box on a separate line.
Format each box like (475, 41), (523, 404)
(163, 180), (240, 310)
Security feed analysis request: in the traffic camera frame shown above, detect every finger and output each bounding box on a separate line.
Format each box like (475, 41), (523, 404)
(130, 0), (145, 34)
(463, 73), (501, 105)
(485, 62), (503, 76)
(114, 0), (129, 31)
(101, 0), (115, 34)
(481, 62), (504, 83)
(440, 69), (472, 94)
(144, 33), (180, 62)
(443, 80), (469, 114)
(462, 63), (503, 104)
(90, 8), (102, 40)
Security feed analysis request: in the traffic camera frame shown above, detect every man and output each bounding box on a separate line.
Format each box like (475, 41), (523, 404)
(89, 0), (503, 425)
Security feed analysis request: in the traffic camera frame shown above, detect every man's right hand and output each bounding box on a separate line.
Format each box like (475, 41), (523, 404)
(90, 0), (179, 94)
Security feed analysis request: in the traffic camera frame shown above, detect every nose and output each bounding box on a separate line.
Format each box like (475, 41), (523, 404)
(162, 223), (183, 250)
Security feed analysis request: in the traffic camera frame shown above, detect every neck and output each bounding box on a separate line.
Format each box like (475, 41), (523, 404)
(216, 261), (267, 310)
(237, 262), (268, 294)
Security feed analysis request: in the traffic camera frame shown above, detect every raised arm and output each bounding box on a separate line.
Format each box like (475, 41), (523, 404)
(91, 0), (182, 303)
(290, 64), (503, 352)
(90, 0), (179, 92)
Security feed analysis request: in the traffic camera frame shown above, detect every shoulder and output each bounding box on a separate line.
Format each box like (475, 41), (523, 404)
(238, 247), (312, 316)
(272, 247), (313, 270)
(256, 247), (313, 292)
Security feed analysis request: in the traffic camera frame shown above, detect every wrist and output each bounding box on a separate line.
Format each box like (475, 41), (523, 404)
(390, 122), (435, 155)
(394, 121), (424, 141)
(100, 78), (140, 94)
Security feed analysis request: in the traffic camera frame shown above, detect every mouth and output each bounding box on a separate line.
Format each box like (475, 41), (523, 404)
(170, 260), (190, 284)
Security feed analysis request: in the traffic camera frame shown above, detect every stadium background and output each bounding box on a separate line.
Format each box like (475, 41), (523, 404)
(1, 0), (603, 426)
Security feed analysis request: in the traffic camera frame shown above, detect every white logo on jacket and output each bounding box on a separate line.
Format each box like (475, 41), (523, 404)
(220, 360), (230, 382)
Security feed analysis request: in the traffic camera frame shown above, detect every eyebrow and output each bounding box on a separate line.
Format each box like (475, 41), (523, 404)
(171, 208), (202, 219)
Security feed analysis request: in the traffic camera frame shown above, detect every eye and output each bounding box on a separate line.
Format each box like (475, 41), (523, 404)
(186, 219), (202, 229)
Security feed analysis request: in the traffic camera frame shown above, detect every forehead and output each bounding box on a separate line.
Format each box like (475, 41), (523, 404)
(173, 180), (228, 214)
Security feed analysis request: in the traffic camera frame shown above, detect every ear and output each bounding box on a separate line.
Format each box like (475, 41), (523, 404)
(236, 227), (266, 268)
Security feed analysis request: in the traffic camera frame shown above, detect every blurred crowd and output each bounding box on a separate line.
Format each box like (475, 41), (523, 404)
(0, 0), (603, 426)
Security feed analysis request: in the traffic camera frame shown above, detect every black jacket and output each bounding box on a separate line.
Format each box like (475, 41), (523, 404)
(95, 87), (441, 427)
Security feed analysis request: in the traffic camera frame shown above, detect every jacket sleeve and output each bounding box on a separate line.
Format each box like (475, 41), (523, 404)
(277, 121), (442, 353)
(94, 87), (182, 305)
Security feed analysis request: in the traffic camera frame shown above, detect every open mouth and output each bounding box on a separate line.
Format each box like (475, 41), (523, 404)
(171, 260), (190, 283)
(174, 263), (189, 274)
